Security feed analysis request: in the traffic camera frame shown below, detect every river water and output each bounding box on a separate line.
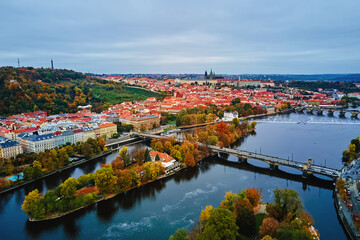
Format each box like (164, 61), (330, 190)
(1, 111), (360, 240)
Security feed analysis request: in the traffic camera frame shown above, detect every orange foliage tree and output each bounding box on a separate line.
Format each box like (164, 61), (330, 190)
(259, 217), (279, 238)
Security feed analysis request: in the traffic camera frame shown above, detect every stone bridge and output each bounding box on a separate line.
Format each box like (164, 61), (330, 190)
(295, 106), (360, 118)
(135, 133), (341, 180)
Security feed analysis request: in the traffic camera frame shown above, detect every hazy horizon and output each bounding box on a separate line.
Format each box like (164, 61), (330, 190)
(1, 1), (360, 74)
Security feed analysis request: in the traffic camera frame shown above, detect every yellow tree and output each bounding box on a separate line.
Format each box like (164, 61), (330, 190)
(95, 165), (117, 194)
(22, 189), (44, 219)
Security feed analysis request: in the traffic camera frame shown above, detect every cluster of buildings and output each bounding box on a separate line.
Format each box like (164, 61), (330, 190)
(0, 75), (350, 160)
(0, 109), (117, 157)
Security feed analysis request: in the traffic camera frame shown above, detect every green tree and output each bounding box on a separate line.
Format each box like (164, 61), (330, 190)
(58, 148), (69, 167)
(273, 188), (302, 221)
(196, 207), (238, 240)
(82, 142), (94, 158)
(169, 228), (188, 240)
(95, 166), (117, 194)
(277, 229), (311, 240)
(32, 160), (43, 178)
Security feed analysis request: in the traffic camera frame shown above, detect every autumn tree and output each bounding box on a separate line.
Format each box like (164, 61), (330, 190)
(220, 192), (238, 212)
(118, 147), (131, 166)
(200, 205), (213, 227)
(115, 169), (133, 192)
(234, 198), (256, 237)
(61, 177), (78, 199)
(259, 217), (279, 238)
(95, 165), (117, 194)
(22, 189), (44, 219)
(245, 188), (261, 208)
(133, 148), (146, 166)
(184, 152), (196, 167)
(111, 156), (124, 171)
(97, 137), (106, 150)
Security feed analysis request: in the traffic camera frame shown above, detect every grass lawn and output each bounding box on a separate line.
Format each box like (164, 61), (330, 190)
(239, 213), (266, 240)
(91, 86), (159, 104)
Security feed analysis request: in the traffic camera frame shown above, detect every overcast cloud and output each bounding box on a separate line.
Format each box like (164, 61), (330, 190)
(1, 0), (360, 74)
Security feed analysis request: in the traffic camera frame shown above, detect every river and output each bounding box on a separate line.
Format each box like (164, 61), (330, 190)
(1, 111), (360, 240)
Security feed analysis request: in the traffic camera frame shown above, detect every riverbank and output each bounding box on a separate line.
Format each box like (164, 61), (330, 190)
(0, 151), (112, 196)
(334, 189), (360, 240)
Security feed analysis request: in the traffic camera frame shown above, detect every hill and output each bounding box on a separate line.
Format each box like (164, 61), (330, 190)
(0, 67), (158, 116)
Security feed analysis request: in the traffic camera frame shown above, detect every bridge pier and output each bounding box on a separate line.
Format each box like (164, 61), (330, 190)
(302, 171), (311, 178)
(238, 157), (247, 163)
(339, 111), (346, 118)
(351, 112), (359, 118)
(327, 110), (334, 116)
(307, 108), (314, 114)
(317, 109), (323, 115)
(269, 164), (278, 170)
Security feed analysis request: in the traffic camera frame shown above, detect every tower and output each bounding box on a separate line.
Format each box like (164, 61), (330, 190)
(17, 58), (20, 68)
(51, 59), (54, 69)
(205, 70), (208, 79)
(209, 69), (213, 79)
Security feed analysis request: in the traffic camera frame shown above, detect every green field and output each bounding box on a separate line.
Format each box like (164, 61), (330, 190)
(91, 86), (159, 105)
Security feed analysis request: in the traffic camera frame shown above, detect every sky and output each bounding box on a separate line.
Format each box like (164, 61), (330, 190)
(1, 0), (360, 74)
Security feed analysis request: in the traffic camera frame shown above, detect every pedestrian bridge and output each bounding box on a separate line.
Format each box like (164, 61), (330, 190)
(135, 132), (341, 180)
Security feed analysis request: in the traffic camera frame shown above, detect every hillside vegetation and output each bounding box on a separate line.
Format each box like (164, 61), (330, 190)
(0, 67), (158, 115)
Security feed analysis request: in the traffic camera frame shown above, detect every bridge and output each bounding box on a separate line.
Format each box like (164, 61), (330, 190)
(295, 106), (360, 118)
(134, 132), (341, 180)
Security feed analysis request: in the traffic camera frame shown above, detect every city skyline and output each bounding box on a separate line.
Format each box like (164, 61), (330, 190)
(1, 0), (360, 74)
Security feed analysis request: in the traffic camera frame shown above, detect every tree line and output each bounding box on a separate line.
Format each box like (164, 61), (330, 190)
(342, 137), (360, 165)
(21, 146), (165, 220)
(169, 188), (319, 240)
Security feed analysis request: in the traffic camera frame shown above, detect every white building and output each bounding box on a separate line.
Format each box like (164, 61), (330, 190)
(22, 133), (55, 153)
(222, 111), (239, 122)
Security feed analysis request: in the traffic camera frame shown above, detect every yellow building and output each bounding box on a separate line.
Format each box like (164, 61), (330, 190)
(98, 123), (117, 139)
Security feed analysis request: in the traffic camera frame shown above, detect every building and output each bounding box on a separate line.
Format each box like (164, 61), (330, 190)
(0, 137), (23, 159)
(53, 131), (65, 148)
(73, 129), (84, 143)
(63, 131), (75, 145)
(348, 93), (360, 100)
(22, 133), (55, 153)
(222, 111), (239, 122)
(98, 123), (117, 139)
(129, 115), (160, 131)
(149, 150), (180, 174)
(82, 127), (96, 141)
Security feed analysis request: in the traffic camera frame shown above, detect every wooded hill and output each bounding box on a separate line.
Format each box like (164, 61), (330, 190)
(0, 67), (158, 116)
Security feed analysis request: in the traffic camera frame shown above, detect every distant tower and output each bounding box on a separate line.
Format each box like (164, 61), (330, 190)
(17, 58), (20, 68)
(205, 70), (208, 79)
(51, 59), (54, 69)
(209, 69), (213, 79)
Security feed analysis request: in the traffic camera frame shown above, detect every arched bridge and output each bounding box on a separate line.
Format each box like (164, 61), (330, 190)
(135, 133), (341, 180)
(295, 106), (359, 118)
